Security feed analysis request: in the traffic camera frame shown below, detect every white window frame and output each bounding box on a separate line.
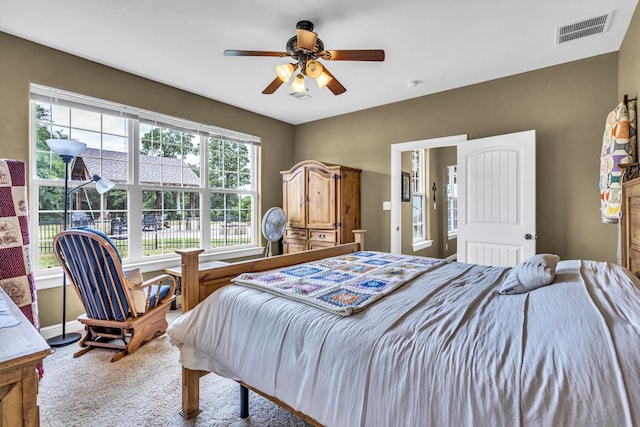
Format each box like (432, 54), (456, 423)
(29, 84), (262, 289)
(447, 165), (458, 239)
(411, 149), (431, 251)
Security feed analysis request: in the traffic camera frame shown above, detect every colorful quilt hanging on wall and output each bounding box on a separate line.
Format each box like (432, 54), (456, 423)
(600, 99), (637, 223)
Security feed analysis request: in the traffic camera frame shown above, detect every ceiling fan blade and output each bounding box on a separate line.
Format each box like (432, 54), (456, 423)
(224, 50), (288, 57)
(320, 49), (385, 61)
(296, 28), (318, 51)
(262, 77), (285, 94)
(321, 66), (347, 95)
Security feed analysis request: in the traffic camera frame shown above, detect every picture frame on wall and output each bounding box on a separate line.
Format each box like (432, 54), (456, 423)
(401, 172), (411, 202)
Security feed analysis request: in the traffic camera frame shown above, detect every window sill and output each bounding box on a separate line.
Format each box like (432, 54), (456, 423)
(412, 240), (433, 252)
(35, 246), (264, 290)
(448, 233), (457, 240)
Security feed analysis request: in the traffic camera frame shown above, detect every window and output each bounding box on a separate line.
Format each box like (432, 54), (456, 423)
(447, 165), (458, 237)
(411, 149), (425, 242)
(30, 84), (260, 285)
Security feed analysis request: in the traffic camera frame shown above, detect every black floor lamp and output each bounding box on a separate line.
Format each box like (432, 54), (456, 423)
(45, 138), (115, 347)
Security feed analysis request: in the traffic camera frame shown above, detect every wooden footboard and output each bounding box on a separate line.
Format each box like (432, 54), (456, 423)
(176, 230), (366, 421)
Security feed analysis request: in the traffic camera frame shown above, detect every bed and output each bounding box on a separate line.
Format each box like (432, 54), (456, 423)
(168, 199), (640, 426)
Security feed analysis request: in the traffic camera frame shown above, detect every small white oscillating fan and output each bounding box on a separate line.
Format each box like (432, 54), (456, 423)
(261, 207), (287, 257)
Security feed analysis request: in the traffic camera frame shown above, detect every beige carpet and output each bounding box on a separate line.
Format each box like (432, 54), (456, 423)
(38, 311), (311, 427)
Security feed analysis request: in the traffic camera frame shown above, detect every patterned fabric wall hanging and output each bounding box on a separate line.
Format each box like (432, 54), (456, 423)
(0, 159), (43, 377)
(600, 99), (637, 223)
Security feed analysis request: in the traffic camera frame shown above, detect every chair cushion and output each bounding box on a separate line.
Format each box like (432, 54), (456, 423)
(71, 226), (122, 262)
(124, 267), (147, 314)
(62, 227), (130, 321)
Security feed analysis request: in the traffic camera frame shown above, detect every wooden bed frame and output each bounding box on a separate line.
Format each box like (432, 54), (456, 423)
(175, 230), (366, 423)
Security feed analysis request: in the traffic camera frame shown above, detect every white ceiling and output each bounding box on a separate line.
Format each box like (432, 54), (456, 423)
(0, 1), (637, 125)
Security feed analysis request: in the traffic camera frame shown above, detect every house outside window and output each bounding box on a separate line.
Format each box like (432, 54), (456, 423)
(447, 165), (458, 237)
(30, 84), (260, 286)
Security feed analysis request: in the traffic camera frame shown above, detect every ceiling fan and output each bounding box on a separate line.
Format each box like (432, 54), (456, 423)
(223, 20), (385, 96)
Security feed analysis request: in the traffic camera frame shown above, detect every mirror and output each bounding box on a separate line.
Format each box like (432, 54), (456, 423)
(400, 147), (457, 258)
(389, 134), (467, 254)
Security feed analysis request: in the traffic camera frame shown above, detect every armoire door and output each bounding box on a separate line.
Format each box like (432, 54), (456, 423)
(306, 166), (336, 229)
(282, 167), (306, 229)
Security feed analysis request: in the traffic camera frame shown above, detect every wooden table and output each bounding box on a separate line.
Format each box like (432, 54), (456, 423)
(0, 289), (51, 426)
(164, 260), (229, 309)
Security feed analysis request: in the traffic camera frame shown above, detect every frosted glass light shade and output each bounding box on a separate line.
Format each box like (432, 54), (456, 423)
(46, 139), (86, 159)
(276, 63), (295, 82)
(93, 175), (115, 194)
(305, 60), (324, 79)
(290, 74), (306, 93)
(315, 71), (333, 89)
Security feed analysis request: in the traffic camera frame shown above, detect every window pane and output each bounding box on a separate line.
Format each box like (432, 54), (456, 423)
(412, 149), (425, 242)
(71, 109), (101, 132)
(210, 192), (253, 247)
(102, 115), (128, 137)
(37, 185), (64, 269)
(208, 138), (252, 190)
(447, 165), (458, 234)
(139, 125), (200, 187)
(141, 190), (201, 257)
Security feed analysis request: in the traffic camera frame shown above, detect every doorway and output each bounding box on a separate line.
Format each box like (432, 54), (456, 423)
(391, 130), (536, 266)
(390, 134), (467, 254)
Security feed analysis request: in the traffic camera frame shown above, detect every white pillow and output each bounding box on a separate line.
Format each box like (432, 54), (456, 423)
(124, 267), (147, 313)
(499, 254), (560, 295)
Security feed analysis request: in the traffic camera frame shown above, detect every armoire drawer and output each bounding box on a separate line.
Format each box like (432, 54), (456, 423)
(308, 230), (337, 243)
(285, 228), (307, 239)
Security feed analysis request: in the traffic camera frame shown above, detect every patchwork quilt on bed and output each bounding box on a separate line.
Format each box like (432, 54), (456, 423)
(232, 251), (445, 315)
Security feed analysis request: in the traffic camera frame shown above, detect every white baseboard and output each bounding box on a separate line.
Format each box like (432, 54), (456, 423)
(445, 254), (457, 262)
(40, 320), (83, 340)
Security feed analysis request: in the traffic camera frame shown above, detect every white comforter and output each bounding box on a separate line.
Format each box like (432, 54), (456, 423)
(167, 260), (640, 427)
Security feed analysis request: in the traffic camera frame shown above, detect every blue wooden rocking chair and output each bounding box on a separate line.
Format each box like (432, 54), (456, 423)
(53, 228), (176, 362)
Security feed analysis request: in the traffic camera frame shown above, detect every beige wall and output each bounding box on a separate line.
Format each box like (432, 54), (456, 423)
(620, 0), (640, 99)
(0, 32), (295, 328)
(295, 53), (619, 262)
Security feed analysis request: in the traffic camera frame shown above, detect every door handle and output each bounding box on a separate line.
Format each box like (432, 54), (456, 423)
(524, 233), (534, 240)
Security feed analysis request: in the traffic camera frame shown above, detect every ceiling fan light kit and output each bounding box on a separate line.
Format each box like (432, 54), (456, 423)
(305, 60), (323, 79)
(290, 74), (306, 93)
(276, 63), (295, 82)
(315, 71), (332, 89)
(224, 20), (384, 96)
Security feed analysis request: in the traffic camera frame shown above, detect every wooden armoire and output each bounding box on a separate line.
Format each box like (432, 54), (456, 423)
(281, 160), (361, 254)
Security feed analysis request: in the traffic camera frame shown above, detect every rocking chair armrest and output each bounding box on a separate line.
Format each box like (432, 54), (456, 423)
(124, 274), (176, 312)
(142, 274), (176, 304)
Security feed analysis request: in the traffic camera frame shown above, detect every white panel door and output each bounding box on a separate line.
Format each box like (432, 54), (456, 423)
(457, 130), (536, 266)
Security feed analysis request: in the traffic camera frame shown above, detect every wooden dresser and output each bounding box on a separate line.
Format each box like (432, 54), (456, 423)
(281, 160), (361, 254)
(0, 289), (50, 426)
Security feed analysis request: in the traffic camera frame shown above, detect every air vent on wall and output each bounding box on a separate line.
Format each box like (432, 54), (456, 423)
(556, 11), (614, 44)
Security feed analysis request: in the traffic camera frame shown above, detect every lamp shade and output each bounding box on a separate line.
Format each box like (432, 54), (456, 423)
(315, 71), (333, 89)
(290, 74), (306, 93)
(93, 175), (115, 194)
(276, 63), (295, 82)
(305, 60), (324, 79)
(46, 139), (86, 158)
